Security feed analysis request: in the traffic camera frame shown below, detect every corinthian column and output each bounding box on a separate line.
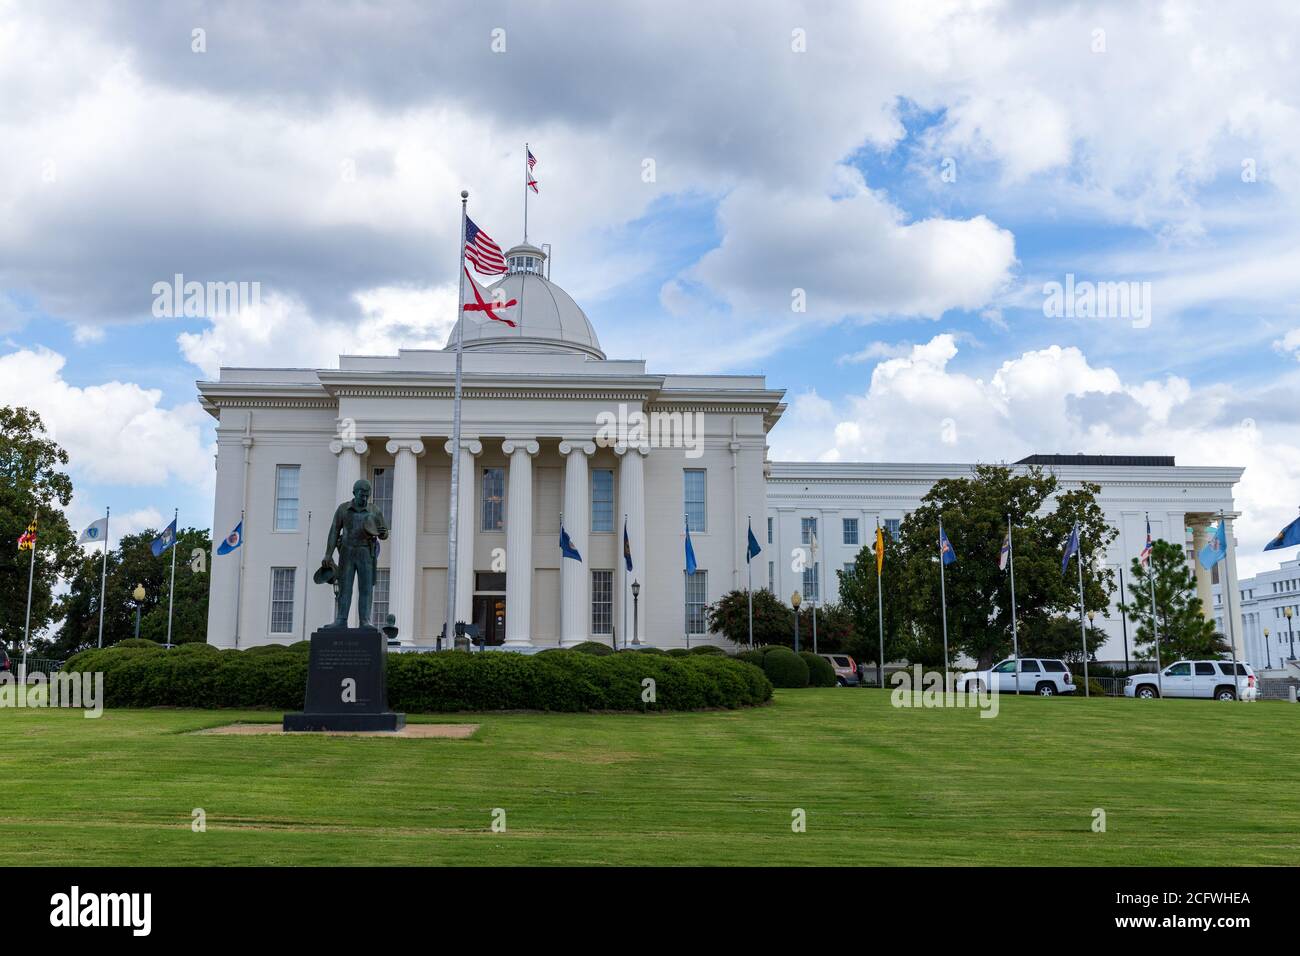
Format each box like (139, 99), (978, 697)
(385, 438), (425, 640)
(330, 437), (368, 626)
(502, 439), (540, 646)
(444, 438), (483, 634)
(559, 439), (595, 647)
(615, 442), (649, 648)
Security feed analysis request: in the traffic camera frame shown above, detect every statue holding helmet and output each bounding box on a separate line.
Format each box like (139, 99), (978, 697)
(315, 478), (389, 628)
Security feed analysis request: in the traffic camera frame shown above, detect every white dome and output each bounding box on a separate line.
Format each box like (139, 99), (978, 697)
(445, 244), (604, 359)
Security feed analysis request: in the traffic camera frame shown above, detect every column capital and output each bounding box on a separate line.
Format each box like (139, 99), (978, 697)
(502, 438), (540, 456)
(613, 442), (650, 457)
(442, 438), (483, 457)
(385, 438), (426, 457)
(559, 439), (596, 456)
(330, 438), (368, 455)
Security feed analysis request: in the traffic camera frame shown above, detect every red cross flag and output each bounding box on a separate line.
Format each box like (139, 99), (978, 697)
(462, 267), (517, 327)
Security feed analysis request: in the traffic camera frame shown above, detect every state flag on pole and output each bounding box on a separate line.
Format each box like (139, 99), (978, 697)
(875, 523), (885, 576)
(559, 524), (582, 562)
(78, 517), (108, 546)
(1264, 514), (1300, 551)
(999, 532), (1011, 571)
(217, 521), (243, 555)
(462, 267), (518, 327)
(746, 519), (762, 563)
(1061, 522), (1080, 575)
(685, 517), (698, 575)
(1198, 520), (1227, 570)
(623, 519), (633, 572)
(151, 517), (178, 557)
(1139, 518), (1153, 566)
(17, 516), (37, 551)
(939, 524), (956, 566)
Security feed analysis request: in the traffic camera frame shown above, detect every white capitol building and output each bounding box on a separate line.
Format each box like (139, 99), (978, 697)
(199, 240), (1245, 664)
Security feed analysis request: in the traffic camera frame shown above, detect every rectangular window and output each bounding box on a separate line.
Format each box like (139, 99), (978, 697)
(801, 516), (818, 545)
(481, 466), (505, 532)
(802, 563), (820, 602)
(843, 517), (859, 545)
(885, 518), (901, 540)
(591, 570), (613, 635)
(370, 569), (390, 629)
(767, 560), (774, 592)
(843, 562), (854, 576)
(685, 569), (708, 635)
(270, 567), (295, 633)
(684, 469), (707, 532)
(274, 465), (300, 531)
(370, 467), (393, 524)
(767, 517), (773, 544)
(591, 468), (614, 533)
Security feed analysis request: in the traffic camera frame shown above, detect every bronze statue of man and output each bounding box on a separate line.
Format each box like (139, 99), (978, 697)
(318, 478), (389, 628)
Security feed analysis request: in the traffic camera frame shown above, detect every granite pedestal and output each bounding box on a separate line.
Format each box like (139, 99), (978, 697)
(283, 627), (406, 732)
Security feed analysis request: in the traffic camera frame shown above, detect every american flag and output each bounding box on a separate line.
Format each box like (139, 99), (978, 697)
(1139, 518), (1153, 566)
(464, 217), (507, 275)
(527, 148), (537, 170)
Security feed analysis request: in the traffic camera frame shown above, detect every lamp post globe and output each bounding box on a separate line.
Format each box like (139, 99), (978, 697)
(1286, 606), (1295, 662)
(132, 584), (146, 640)
(631, 579), (641, 646)
(1264, 627), (1272, 669)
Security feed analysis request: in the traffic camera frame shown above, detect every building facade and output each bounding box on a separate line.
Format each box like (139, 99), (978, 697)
(200, 246), (1246, 660)
(1213, 556), (1300, 670)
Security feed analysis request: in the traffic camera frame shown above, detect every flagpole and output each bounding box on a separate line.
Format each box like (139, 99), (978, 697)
(746, 515), (754, 650)
(810, 531), (818, 655)
(301, 509), (311, 643)
(21, 510), (37, 684)
(1146, 511), (1162, 696)
(623, 512), (629, 651)
(1221, 510), (1242, 700)
(446, 190), (469, 651)
(684, 513), (689, 650)
(938, 515), (949, 684)
(234, 508), (246, 649)
(875, 517), (885, 689)
(1075, 523), (1089, 697)
(1008, 514), (1020, 696)
(523, 143), (529, 244)
(165, 507), (178, 648)
(97, 506), (110, 648)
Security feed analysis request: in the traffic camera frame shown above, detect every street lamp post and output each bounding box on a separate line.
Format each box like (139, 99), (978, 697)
(791, 590), (802, 653)
(1286, 607), (1295, 662)
(631, 580), (641, 646)
(1263, 627), (1272, 670)
(132, 583), (146, 640)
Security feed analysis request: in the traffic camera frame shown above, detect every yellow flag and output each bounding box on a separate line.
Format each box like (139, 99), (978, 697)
(875, 524), (885, 576)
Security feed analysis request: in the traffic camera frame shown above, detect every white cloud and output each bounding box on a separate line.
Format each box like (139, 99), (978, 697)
(0, 347), (212, 488)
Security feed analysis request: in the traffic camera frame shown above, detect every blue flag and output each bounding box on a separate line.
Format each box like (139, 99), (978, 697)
(685, 516), (698, 575)
(1265, 515), (1300, 552)
(1061, 522), (1079, 575)
(151, 517), (178, 557)
(216, 521), (243, 555)
(1198, 520), (1227, 570)
(559, 524), (582, 562)
(623, 519), (633, 572)
(939, 523), (956, 566)
(746, 519), (762, 563)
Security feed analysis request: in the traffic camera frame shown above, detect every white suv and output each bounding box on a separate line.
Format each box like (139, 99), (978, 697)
(958, 658), (1076, 696)
(1125, 660), (1257, 701)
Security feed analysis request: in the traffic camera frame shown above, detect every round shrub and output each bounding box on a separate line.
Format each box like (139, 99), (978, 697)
(628, 646), (667, 655)
(688, 644), (727, 655)
(116, 638), (161, 648)
(735, 650), (764, 668)
(761, 647), (809, 688)
(569, 641), (615, 656)
(800, 651), (837, 687)
(666, 647), (691, 657)
(64, 644), (773, 712)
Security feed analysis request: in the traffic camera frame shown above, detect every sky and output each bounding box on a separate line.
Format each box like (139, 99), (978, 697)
(3, 0), (1300, 577)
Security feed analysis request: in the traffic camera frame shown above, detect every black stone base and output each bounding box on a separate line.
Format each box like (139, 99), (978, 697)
(282, 626), (405, 733)
(283, 711), (406, 733)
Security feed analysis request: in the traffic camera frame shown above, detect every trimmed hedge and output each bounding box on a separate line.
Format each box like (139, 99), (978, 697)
(569, 641), (615, 656)
(760, 647), (809, 688)
(800, 651), (837, 687)
(62, 643), (772, 712)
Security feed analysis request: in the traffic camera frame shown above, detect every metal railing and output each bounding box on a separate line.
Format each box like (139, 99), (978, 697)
(8, 658), (64, 682)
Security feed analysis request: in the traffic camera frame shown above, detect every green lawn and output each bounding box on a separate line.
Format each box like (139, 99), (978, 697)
(1, 691), (1296, 865)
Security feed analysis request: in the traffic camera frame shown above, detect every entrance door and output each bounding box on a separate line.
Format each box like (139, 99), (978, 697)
(472, 594), (506, 646)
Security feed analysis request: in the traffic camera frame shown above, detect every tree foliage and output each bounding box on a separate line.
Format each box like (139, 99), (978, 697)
(1117, 539), (1227, 662)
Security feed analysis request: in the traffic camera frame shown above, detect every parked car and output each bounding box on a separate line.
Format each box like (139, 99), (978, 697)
(819, 653), (859, 686)
(958, 658), (1076, 696)
(1125, 660), (1257, 700)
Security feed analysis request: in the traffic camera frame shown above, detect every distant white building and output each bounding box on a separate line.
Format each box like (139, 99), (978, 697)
(198, 241), (1246, 661)
(1213, 556), (1300, 670)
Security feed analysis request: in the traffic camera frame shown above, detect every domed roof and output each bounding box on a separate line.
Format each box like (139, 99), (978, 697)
(445, 242), (604, 359)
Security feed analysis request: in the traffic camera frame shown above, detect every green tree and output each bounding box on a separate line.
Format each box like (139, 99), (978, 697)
(51, 527), (210, 656)
(0, 407), (79, 655)
(837, 527), (907, 666)
(706, 588), (794, 647)
(1020, 614), (1109, 664)
(1117, 540), (1226, 662)
(892, 464), (1116, 668)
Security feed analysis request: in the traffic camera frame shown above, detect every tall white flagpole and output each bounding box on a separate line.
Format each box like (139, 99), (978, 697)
(234, 508), (246, 648)
(165, 507), (178, 648)
(623, 513), (629, 651)
(810, 530), (818, 655)
(938, 515), (949, 683)
(20, 510), (37, 684)
(746, 515), (754, 649)
(523, 143), (530, 244)
(1220, 510), (1242, 700)
(1008, 514), (1020, 696)
(1075, 523), (1089, 697)
(1146, 511), (1162, 696)
(97, 506), (110, 648)
(445, 191), (469, 650)
(875, 517), (885, 688)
